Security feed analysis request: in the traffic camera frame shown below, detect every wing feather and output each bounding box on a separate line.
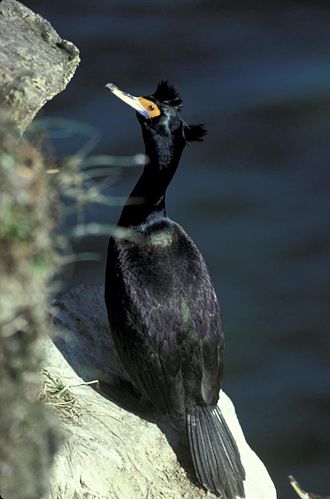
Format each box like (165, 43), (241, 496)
(105, 220), (224, 417)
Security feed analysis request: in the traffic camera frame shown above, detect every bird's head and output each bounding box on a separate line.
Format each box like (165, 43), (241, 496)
(106, 81), (206, 146)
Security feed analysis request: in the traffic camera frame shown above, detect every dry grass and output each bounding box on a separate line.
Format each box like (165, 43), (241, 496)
(40, 368), (99, 422)
(40, 369), (81, 421)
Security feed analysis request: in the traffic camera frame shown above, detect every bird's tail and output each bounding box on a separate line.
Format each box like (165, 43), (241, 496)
(186, 405), (245, 498)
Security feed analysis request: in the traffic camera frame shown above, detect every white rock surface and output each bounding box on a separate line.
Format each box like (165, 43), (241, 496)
(42, 283), (277, 499)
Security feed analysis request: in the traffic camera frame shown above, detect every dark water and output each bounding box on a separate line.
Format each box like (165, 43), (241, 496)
(27, 1), (330, 496)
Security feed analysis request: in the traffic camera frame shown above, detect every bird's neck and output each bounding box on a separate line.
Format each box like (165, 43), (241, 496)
(118, 134), (185, 228)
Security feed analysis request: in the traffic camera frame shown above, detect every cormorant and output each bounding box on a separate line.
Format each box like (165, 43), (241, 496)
(104, 81), (245, 498)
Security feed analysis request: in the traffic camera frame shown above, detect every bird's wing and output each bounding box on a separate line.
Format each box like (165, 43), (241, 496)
(172, 223), (224, 406)
(105, 225), (224, 415)
(105, 234), (186, 417)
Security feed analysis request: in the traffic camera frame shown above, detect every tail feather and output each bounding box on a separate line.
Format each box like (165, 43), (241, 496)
(195, 409), (218, 491)
(198, 409), (226, 494)
(186, 405), (245, 498)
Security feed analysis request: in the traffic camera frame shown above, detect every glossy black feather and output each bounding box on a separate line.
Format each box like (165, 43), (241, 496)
(187, 406), (245, 498)
(152, 80), (183, 109)
(106, 220), (223, 417)
(105, 83), (245, 498)
(184, 122), (207, 142)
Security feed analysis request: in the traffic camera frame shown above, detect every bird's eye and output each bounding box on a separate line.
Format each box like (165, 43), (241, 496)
(137, 97), (161, 118)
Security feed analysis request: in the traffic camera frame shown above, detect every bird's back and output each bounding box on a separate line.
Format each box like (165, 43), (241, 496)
(105, 218), (224, 420)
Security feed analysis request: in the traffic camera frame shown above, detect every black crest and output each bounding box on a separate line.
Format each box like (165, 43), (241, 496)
(183, 123), (207, 142)
(152, 81), (183, 110)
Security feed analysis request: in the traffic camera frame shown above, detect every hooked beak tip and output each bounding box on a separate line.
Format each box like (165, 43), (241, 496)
(105, 82), (151, 119)
(105, 82), (117, 92)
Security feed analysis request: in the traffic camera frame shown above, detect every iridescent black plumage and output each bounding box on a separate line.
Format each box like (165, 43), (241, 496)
(152, 79), (183, 109)
(105, 82), (245, 498)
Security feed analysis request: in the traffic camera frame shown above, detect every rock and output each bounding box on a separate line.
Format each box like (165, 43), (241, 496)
(0, 0), (80, 134)
(0, 3), (79, 499)
(43, 283), (277, 499)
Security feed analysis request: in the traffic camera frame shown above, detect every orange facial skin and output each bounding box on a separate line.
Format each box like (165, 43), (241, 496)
(137, 97), (161, 118)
